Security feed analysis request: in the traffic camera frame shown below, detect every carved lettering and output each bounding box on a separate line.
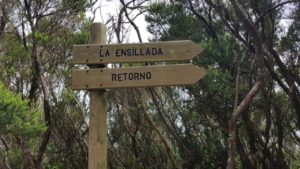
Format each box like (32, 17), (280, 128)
(134, 73), (139, 80)
(112, 74), (117, 81)
(114, 47), (163, 57)
(111, 72), (152, 81)
(116, 49), (121, 57)
(117, 74), (122, 81)
(99, 49), (110, 57)
(146, 72), (151, 79)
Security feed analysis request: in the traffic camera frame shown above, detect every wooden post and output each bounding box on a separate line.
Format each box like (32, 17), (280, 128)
(88, 23), (107, 169)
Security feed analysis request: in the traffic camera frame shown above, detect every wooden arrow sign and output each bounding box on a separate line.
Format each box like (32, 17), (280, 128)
(72, 40), (203, 64)
(72, 64), (207, 89)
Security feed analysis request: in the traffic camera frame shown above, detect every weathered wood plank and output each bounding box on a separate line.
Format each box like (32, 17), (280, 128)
(72, 40), (204, 64)
(72, 64), (207, 89)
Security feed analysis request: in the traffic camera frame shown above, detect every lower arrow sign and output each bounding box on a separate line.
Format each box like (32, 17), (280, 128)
(71, 64), (207, 90)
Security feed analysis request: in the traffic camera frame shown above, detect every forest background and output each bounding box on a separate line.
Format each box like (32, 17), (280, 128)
(0, 0), (299, 169)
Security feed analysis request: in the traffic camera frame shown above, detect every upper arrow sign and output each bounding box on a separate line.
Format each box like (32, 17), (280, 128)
(72, 40), (203, 64)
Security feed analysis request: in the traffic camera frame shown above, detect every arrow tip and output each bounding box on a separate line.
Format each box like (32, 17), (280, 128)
(188, 41), (204, 56)
(193, 66), (207, 83)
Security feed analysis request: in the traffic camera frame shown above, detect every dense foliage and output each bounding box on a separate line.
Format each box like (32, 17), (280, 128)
(0, 0), (299, 169)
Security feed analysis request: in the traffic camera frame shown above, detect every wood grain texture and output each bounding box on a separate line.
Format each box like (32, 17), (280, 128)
(87, 23), (107, 169)
(89, 90), (107, 169)
(72, 40), (204, 64)
(72, 64), (207, 89)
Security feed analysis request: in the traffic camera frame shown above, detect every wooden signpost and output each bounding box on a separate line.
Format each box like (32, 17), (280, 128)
(71, 22), (206, 169)
(72, 64), (206, 90)
(86, 23), (107, 169)
(72, 40), (204, 64)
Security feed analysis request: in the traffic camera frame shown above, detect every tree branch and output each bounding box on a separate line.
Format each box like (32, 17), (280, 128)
(187, 0), (218, 40)
(203, 0), (249, 47)
(136, 89), (179, 169)
(24, 0), (52, 165)
(227, 80), (263, 169)
(120, 0), (143, 42)
(147, 88), (190, 153)
(255, 0), (300, 24)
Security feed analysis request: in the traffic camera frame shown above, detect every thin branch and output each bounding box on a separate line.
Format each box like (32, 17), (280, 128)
(203, 0), (249, 47)
(229, 0), (262, 52)
(147, 88), (190, 153)
(0, 137), (9, 151)
(186, 0), (218, 40)
(227, 80), (263, 169)
(120, 0), (143, 42)
(135, 89), (179, 169)
(24, 0), (52, 165)
(255, 0), (300, 24)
